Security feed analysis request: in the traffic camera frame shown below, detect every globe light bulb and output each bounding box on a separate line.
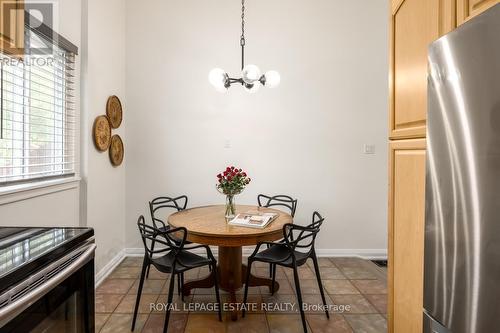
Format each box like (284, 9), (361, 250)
(208, 68), (228, 92)
(242, 64), (261, 84)
(244, 82), (260, 94)
(263, 70), (280, 88)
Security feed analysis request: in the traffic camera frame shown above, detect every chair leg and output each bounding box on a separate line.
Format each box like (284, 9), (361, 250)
(180, 272), (185, 301)
(269, 263), (273, 278)
(271, 264), (277, 295)
(212, 263), (222, 321)
(146, 239), (156, 279)
(242, 259), (253, 318)
(312, 254), (330, 319)
(292, 265), (308, 333)
(163, 271), (176, 333)
(132, 257), (148, 331)
(177, 273), (181, 296)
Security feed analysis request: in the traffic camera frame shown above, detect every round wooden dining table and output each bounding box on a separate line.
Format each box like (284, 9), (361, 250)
(167, 204), (293, 320)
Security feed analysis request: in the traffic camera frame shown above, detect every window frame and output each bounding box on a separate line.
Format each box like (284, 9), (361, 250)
(0, 11), (79, 193)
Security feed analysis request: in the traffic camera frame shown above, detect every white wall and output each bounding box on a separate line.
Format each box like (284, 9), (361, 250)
(124, 0), (389, 255)
(81, 0), (127, 273)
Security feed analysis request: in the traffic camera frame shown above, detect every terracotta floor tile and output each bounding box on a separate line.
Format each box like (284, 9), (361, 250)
(227, 313), (268, 332)
(340, 267), (377, 280)
(267, 314), (310, 333)
(331, 295), (377, 314)
(330, 258), (366, 269)
(254, 267), (287, 279)
(114, 294), (159, 314)
(98, 257), (387, 332)
(351, 280), (387, 295)
(306, 314), (353, 333)
(142, 313), (188, 333)
(344, 314), (387, 333)
(119, 256), (143, 267)
(95, 313), (109, 332)
(129, 278), (167, 294)
(161, 276), (184, 294)
(306, 258), (337, 269)
(317, 267), (346, 280)
(323, 280), (360, 295)
(108, 266), (141, 279)
(285, 266), (316, 279)
(259, 278), (294, 295)
(184, 314), (225, 333)
(148, 266), (170, 280)
(364, 294), (387, 314)
(182, 268), (201, 279)
(294, 279), (324, 295)
(95, 294), (124, 313)
(100, 313), (148, 333)
(97, 279), (135, 294)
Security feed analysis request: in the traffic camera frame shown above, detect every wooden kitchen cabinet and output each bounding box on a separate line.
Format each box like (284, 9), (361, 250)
(0, 0), (24, 57)
(388, 138), (426, 333)
(389, 0), (455, 139)
(457, 0), (500, 23)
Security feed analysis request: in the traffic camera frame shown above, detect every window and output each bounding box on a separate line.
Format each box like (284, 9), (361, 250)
(0, 20), (76, 185)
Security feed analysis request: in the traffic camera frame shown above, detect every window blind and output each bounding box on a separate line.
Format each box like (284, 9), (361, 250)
(0, 26), (76, 185)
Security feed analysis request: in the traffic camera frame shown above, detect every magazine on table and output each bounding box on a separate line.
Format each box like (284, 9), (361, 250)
(228, 211), (279, 229)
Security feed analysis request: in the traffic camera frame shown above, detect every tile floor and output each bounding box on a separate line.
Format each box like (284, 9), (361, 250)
(96, 257), (387, 333)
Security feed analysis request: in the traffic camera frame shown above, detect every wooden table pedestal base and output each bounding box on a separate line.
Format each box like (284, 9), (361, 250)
(182, 246), (279, 321)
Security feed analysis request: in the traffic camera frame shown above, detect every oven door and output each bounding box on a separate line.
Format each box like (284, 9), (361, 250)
(0, 242), (96, 333)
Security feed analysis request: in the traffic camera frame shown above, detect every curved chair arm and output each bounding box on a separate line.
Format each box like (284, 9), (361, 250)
(156, 226), (188, 255)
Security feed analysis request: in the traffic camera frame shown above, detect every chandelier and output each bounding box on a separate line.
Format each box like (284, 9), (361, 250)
(208, 0), (281, 93)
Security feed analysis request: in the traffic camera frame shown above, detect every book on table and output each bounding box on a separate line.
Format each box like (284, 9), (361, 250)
(228, 211), (279, 229)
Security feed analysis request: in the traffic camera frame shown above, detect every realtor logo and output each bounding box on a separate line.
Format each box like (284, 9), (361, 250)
(1, 1), (57, 56)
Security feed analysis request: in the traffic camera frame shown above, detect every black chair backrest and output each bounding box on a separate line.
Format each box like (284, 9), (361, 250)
(283, 211), (324, 255)
(257, 194), (298, 217)
(137, 215), (187, 262)
(149, 195), (188, 230)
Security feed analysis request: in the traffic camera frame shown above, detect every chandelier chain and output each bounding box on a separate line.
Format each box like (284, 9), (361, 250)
(240, 0), (245, 46)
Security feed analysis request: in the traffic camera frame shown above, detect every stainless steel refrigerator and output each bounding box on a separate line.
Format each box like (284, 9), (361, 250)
(424, 4), (500, 333)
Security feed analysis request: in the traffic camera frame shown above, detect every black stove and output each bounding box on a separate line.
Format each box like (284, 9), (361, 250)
(0, 227), (95, 332)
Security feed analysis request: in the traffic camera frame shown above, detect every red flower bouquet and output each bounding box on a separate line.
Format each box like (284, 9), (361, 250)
(216, 166), (251, 218)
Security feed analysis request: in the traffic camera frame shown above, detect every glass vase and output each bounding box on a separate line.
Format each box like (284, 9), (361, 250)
(225, 194), (236, 219)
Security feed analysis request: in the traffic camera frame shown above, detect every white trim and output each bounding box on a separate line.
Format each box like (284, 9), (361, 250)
(95, 249), (126, 287)
(123, 247), (387, 260)
(0, 177), (81, 205)
(315, 249), (387, 260)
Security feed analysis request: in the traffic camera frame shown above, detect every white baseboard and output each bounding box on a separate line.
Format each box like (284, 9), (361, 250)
(123, 247), (387, 260)
(95, 249), (126, 287)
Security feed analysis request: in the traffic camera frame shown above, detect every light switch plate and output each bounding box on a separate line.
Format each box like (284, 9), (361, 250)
(364, 144), (376, 154)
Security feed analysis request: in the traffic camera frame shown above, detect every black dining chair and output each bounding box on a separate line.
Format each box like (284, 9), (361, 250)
(257, 194), (298, 279)
(242, 212), (329, 333)
(147, 196), (189, 290)
(132, 216), (222, 333)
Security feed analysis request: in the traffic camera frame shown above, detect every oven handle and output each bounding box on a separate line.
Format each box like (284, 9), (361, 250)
(0, 242), (96, 328)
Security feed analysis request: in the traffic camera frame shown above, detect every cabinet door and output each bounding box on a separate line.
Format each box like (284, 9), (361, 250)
(389, 0), (454, 139)
(457, 0), (500, 23)
(0, 0), (24, 56)
(388, 139), (426, 333)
